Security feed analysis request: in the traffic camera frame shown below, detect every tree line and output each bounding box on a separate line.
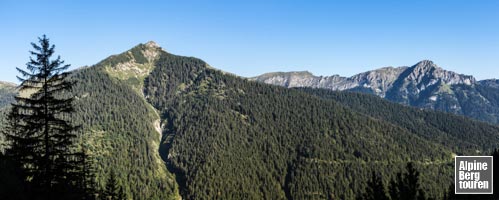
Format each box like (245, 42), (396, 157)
(0, 35), (127, 200)
(359, 150), (499, 200)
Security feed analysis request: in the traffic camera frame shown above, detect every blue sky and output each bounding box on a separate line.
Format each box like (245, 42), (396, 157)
(1, 0), (498, 83)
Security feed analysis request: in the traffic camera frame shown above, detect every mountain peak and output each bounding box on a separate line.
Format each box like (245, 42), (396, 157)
(289, 71), (314, 76)
(98, 41), (166, 90)
(412, 60), (438, 71)
(416, 59), (435, 65)
(145, 41), (160, 49)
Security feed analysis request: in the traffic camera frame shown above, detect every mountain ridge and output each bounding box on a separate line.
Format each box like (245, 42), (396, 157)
(2, 42), (499, 199)
(252, 60), (499, 124)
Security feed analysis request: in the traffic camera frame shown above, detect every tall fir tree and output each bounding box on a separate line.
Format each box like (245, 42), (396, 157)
(358, 171), (389, 200)
(0, 151), (29, 199)
(404, 162), (421, 199)
(388, 172), (402, 200)
(82, 147), (99, 199)
(2, 35), (86, 199)
(117, 185), (127, 200)
(104, 170), (119, 200)
(389, 162), (425, 200)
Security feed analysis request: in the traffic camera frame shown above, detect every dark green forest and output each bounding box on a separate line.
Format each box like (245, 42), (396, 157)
(142, 45), (499, 199)
(0, 40), (179, 199)
(2, 41), (499, 199)
(297, 88), (499, 153)
(1, 35), (93, 199)
(67, 66), (178, 199)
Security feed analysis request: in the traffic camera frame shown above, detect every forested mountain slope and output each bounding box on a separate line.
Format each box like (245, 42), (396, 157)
(297, 88), (499, 153)
(1, 42), (499, 199)
(64, 42), (180, 199)
(1, 42), (180, 199)
(142, 44), (499, 199)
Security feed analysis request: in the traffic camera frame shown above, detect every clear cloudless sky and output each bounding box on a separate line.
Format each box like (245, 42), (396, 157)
(1, 0), (498, 83)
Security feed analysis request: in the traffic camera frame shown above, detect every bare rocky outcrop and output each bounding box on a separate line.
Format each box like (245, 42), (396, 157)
(252, 60), (475, 97)
(143, 41), (161, 62)
(252, 60), (499, 123)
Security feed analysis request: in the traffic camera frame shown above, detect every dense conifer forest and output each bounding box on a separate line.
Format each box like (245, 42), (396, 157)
(1, 41), (499, 199)
(297, 88), (499, 153)
(143, 45), (499, 199)
(66, 61), (179, 199)
(1, 36), (93, 199)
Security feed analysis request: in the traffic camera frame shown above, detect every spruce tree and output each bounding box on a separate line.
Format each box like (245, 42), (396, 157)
(3, 35), (85, 199)
(389, 172), (403, 200)
(81, 147), (98, 199)
(358, 171), (389, 200)
(389, 162), (425, 200)
(117, 186), (127, 200)
(104, 170), (119, 200)
(403, 162), (420, 199)
(0, 151), (29, 199)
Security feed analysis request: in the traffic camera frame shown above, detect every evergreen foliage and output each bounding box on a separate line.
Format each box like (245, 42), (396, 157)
(104, 171), (117, 199)
(66, 48), (178, 199)
(297, 88), (499, 154)
(143, 49), (499, 199)
(359, 162), (426, 200)
(104, 170), (126, 200)
(2, 41), (499, 199)
(1, 35), (91, 199)
(388, 162), (426, 200)
(358, 172), (389, 200)
(0, 151), (29, 199)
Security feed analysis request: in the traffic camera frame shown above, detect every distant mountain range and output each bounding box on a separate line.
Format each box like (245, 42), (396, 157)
(1, 43), (499, 199)
(252, 60), (499, 124)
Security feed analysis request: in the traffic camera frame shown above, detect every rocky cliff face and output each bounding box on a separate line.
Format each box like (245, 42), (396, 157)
(252, 60), (499, 124)
(384, 60), (475, 107)
(253, 67), (407, 97)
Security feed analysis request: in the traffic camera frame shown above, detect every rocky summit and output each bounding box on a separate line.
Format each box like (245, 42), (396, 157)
(2, 42), (499, 199)
(252, 60), (499, 124)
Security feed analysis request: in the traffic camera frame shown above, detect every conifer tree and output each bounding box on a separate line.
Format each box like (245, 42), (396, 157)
(389, 172), (403, 200)
(117, 186), (127, 200)
(404, 162), (421, 199)
(103, 169), (127, 200)
(82, 147), (98, 199)
(0, 151), (29, 199)
(358, 171), (389, 200)
(2, 35), (85, 199)
(389, 162), (425, 200)
(105, 170), (119, 200)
